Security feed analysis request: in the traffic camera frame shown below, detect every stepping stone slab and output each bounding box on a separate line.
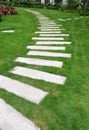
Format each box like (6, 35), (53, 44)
(66, 18), (72, 20)
(40, 24), (62, 28)
(39, 20), (57, 25)
(27, 51), (71, 58)
(0, 99), (40, 130)
(38, 27), (60, 29)
(38, 17), (49, 20)
(58, 19), (66, 21)
(36, 41), (71, 45)
(27, 45), (65, 50)
(0, 75), (48, 104)
(39, 21), (56, 24)
(39, 34), (69, 37)
(74, 18), (79, 20)
(40, 28), (65, 31)
(15, 57), (63, 68)
(32, 37), (64, 41)
(35, 31), (61, 34)
(10, 66), (67, 85)
(1, 30), (14, 33)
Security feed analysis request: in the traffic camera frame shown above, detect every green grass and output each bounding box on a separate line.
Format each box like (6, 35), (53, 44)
(0, 8), (89, 130)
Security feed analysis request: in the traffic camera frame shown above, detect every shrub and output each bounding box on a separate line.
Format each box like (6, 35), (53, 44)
(0, 4), (18, 16)
(77, 9), (89, 16)
(30, 1), (44, 8)
(46, 3), (60, 10)
(66, 0), (80, 10)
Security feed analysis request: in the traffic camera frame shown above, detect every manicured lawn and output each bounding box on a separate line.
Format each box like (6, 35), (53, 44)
(0, 8), (89, 130)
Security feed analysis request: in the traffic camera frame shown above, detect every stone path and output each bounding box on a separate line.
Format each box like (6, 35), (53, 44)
(35, 31), (62, 33)
(15, 57), (63, 68)
(58, 17), (84, 21)
(0, 9), (72, 130)
(36, 41), (71, 45)
(0, 99), (40, 130)
(1, 30), (14, 33)
(32, 37), (64, 40)
(10, 66), (67, 85)
(39, 34), (69, 36)
(27, 45), (65, 50)
(27, 51), (71, 58)
(0, 75), (48, 104)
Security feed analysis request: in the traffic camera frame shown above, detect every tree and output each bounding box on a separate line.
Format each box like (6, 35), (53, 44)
(81, 0), (89, 9)
(67, 0), (80, 9)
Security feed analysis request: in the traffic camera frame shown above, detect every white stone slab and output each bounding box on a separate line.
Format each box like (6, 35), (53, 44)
(32, 37), (64, 41)
(40, 25), (62, 27)
(58, 18), (66, 21)
(0, 75), (48, 104)
(27, 45), (65, 50)
(66, 18), (72, 20)
(27, 51), (71, 58)
(0, 99), (40, 130)
(38, 27), (60, 29)
(39, 34), (69, 36)
(36, 41), (71, 45)
(80, 16), (83, 18)
(38, 17), (49, 20)
(74, 18), (79, 20)
(38, 18), (49, 20)
(35, 31), (61, 34)
(10, 66), (67, 85)
(1, 30), (14, 33)
(15, 57), (63, 68)
(39, 22), (61, 24)
(40, 28), (65, 31)
(39, 22), (56, 24)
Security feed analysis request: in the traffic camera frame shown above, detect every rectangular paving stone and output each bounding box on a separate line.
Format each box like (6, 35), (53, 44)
(36, 41), (71, 45)
(58, 18), (66, 21)
(39, 34), (69, 36)
(35, 31), (62, 34)
(27, 51), (71, 58)
(38, 17), (49, 20)
(66, 18), (72, 20)
(38, 27), (60, 29)
(32, 37), (64, 41)
(39, 22), (56, 24)
(0, 75), (48, 104)
(27, 45), (65, 50)
(0, 99), (40, 130)
(40, 28), (65, 31)
(15, 57), (63, 68)
(10, 66), (67, 85)
(39, 25), (62, 27)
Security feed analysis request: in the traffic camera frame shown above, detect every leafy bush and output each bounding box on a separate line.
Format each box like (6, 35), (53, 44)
(67, 0), (79, 10)
(46, 3), (60, 10)
(77, 9), (89, 16)
(0, 4), (18, 16)
(30, 1), (44, 8)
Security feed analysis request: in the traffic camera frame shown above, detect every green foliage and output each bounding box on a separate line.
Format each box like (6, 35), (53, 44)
(31, 1), (44, 8)
(67, 0), (80, 9)
(46, 3), (61, 10)
(81, 0), (89, 9)
(77, 9), (89, 16)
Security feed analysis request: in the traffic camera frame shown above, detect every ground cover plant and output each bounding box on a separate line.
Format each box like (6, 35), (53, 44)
(0, 8), (89, 130)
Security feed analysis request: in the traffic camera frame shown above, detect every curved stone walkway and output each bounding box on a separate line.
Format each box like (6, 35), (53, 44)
(0, 9), (72, 130)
